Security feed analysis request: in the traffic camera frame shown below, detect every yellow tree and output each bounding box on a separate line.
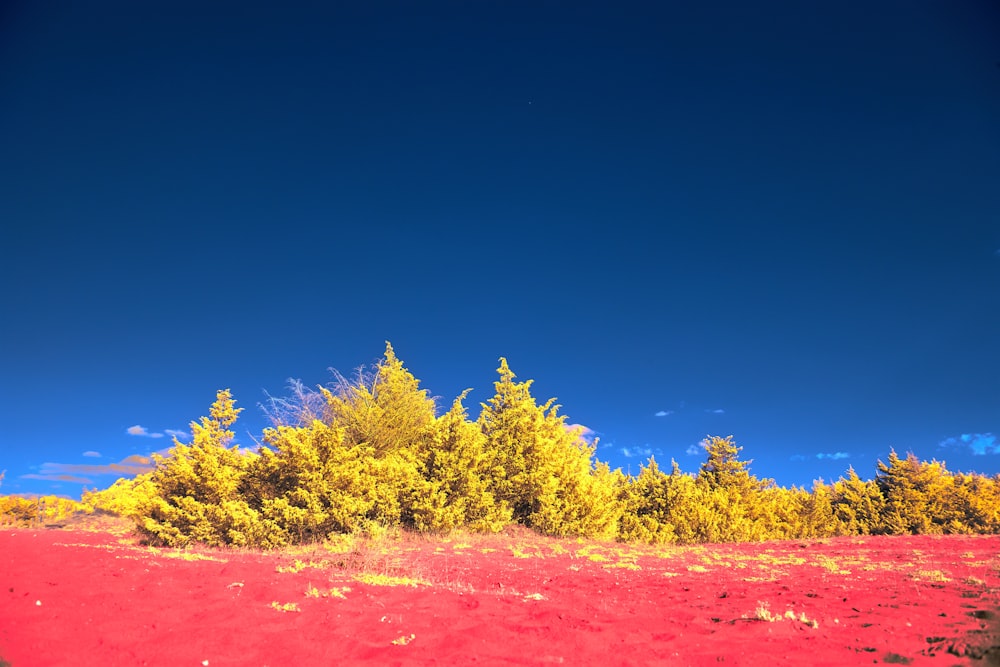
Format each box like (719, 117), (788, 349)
(477, 358), (620, 538)
(252, 419), (382, 541)
(618, 457), (684, 544)
(695, 435), (772, 541)
(415, 391), (512, 532)
(875, 450), (953, 534)
(323, 342), (437, 456)
(321, 342), (439, 529)
(946, 473), (1000, 534)
(795, 480), (841, 538)
(137, 389), (271, 547)
(252, 344), (441, 538)
(831, 467), (886, 535)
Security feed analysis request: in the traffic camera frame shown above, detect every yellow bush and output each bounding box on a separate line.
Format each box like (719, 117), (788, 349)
(66, 344), (1000, 548)
(617, 458), (683, 544)
(415, 391), (511, 532)
(136, 389), (276, 547)
(875, 450), (953, 535)
(831, 467), (885, 535)
(477, 358), (621, 539)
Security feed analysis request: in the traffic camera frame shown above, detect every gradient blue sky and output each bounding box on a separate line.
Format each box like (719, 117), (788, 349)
(2, 1), (998, 498)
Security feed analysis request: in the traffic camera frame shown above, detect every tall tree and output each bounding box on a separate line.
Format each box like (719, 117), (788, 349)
(477, 358), (620, 538)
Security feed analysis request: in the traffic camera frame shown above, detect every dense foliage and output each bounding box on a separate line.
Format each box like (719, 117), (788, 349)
(5, 343), (1000, 546)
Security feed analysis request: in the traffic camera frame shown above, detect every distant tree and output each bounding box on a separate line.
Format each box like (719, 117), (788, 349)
(875, 450), (953, 534)
(618, 457), (687, 544)
(796, 480), (840, 538)
(691, 435), (780, 541)
(831, 467), (885, 535)
(941, 472), (1000, 534)
(697, 435), (764, 494)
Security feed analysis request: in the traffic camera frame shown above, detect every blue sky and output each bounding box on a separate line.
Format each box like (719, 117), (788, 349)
(2, 1), (998, 498)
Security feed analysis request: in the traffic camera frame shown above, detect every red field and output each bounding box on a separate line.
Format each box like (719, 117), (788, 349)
(1, 528), (998, 666)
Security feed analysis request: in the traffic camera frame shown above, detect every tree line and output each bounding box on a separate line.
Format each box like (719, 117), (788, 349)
(7, 343), (997, 546)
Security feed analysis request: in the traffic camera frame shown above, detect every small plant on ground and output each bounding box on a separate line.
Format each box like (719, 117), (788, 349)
(305, 583), (350, 598)
(354, 573), (429, 587)
(749, 602), (818, 628)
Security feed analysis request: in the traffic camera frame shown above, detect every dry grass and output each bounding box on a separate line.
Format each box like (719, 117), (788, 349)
(354, 573), (429, 587)
(749, 602), (819, 628)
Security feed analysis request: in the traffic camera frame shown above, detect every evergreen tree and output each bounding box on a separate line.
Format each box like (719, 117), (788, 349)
(946, 473), (1000, 534)
(831, 467), (886, 535)
(137, 390), (273, 547)
(477, 358), (621, 538)
(618, 457), (684, 544)
(417, 391), (512, 532)
(697, 435), (764, 494)
(324, 342), (438, 455)
(875, 450), (953, 534)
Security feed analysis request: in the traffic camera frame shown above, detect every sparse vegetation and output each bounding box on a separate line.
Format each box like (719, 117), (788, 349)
(354, 573), (429, 587)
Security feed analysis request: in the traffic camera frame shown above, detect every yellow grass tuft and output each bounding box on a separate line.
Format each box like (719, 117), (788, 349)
(354, 573), (429, 587)
(305, 583), (351, 598)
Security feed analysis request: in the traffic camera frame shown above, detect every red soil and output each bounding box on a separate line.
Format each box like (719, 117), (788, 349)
(1, 529), (998, 666)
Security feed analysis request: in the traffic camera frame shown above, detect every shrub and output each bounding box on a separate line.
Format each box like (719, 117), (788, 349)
(477, 358), (621, 539)
(136, 390), (276, 547)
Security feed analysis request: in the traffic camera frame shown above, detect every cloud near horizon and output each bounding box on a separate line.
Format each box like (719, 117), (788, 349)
(126, 425), (164, 438)
(791, 452), (850, 461)
(621, 446), (655, 459)
(22, 454), (156, 485)
(655, 410), (674, 417)
(939, 432), (998, 456)
(82, 451), (101, 458)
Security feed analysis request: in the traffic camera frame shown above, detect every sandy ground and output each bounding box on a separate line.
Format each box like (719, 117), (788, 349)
(1, 528), (998, 666)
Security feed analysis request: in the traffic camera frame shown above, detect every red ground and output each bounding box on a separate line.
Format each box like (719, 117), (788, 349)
(1, 528), (998, 666)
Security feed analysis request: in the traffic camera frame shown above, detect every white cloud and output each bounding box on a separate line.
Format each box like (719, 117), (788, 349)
(705, 409), (725, 414)
(164, 429), (190, 440)
(817, 452), (850, 460)
(565, 424), (598, 444)
(126, 425), (164, 438)
(82, 451), (101, 458)
(685, 443), (704, 456)
(621, 446), (653, 459)
(655, 410), (674, 417)
(939, 432), (999, 456)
